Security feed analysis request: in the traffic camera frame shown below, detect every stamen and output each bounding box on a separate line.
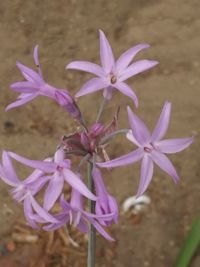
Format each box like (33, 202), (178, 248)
(144, 147), (152, 153)
(110, 75), (117, 84)
(73, 211), (81, 227)
(56, 165), (63, 171)
(69, 211), (73, 225)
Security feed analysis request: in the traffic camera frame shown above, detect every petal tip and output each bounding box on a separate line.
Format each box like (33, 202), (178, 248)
(5, 104), (12, 111)
(65, 63), (72, 69)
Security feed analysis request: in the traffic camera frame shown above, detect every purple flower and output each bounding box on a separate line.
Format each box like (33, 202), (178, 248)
(98, 102), (193, 196)
(62, 113), (119, 156)
(43, 186), (115, 241)
(66, 30), (158, 107)
(7, 148), (97, 211)
(7, 45), (83, 123)
(0, 151), (58, 228)
(92, 167), (118, 226)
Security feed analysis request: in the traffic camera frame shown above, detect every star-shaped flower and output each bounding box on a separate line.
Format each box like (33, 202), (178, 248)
(43, 188), (114, 241)
(66, 30), (158, 107)
(7, 45), (82, 123)
(8, 148), (97, 211)
(0, 151), (57, 228)
(98, 102), (193, 196)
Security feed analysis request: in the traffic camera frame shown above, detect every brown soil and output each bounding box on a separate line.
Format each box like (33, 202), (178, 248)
(0, 0), (200, 266)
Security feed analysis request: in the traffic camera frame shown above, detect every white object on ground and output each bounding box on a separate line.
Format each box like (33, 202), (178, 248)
(122, 195), (151, 214)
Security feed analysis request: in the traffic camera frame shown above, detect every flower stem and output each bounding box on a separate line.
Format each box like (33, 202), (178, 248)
(96, 98), (107, 123)
(87, 161), (96, 267)
(99, 129), (129, 145)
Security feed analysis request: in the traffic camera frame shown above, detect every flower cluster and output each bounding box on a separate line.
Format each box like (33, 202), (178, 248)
(0, 30), (193, 241)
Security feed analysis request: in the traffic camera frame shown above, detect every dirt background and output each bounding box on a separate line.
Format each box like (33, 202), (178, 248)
(0, 0), (200, 266)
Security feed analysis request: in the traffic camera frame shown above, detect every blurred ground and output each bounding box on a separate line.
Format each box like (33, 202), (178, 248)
(0, 0), (200, 266)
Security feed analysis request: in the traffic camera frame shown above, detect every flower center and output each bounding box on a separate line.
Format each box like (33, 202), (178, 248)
(56, 165), (63, 172)
(143, 143), (154, 153)
(110, 74), (117, 84)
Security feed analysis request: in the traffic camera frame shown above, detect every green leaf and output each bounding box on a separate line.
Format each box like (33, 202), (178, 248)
(175, 214), (200, 267)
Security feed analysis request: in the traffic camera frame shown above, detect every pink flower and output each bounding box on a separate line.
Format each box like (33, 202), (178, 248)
(98, 102), (193, 196)
(0, 151), (57, 228)
(7, 45), (83, 123)
(43, 188), (115, 241)
(8, 148), (97, 211)
(92, 167), (118, 226)
(66, 30), (158, 107)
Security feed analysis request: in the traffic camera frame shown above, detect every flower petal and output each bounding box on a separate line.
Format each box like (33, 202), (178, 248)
(8, 152), (56, 172)
(29, 176), (51, 195)
(43, 213), (70, 231)
(155, 137), (193, 154)
(23, 197), (38, 229)
(115, 82), (138, 107)
(151, 101), (171, 142)
(25, 169), (45, 185)
(60, 194), (71, 211)
(92, 167), (107, 196)
(116, 43), (150, 73)
(24, 158), (52, 186)
(99, 30), (115, 73)
(88, 217), (115, 241)
(63, 169), (97, 201)
(108, 196), (119, 223)
(30, 195), (58, 223)
(0, 165), (18, 187)
(75, 78), (106, 98)
(127, 106), (151, 145)
(66, 61), (104, 77)
(6, 93), (38, 111)
(126, 130), (141, 147)
(136, 155), (154, 197)
(2, 151), (19, 185)
(16, 62), (43, 84)
(119, 60), (158, 81)
(77, 218), (88, 233)
(97, 148), (143, 168)
(10, 81), (39, 93)
(43, 172), (64, 210)
(151, 150), (179, 183)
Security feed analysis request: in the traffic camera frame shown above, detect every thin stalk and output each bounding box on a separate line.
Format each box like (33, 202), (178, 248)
(96, 98), (107, 123)
(99, 129), (129, 145)
(87, 97), (107, 267)
(87, 161), (96, 267)
(77, 153), (91, 172)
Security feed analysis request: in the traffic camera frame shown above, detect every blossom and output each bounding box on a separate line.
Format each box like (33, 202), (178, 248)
(92, 167), (118, 226)
(66, 30), (158, 107)
(8, 148), (97, 211)
(98, 102), (193, 196)
(7, 45), (83, 123)
(62, 109), (119, 157)
(0, 151), (57, 228)
(43, 187), (115, 241)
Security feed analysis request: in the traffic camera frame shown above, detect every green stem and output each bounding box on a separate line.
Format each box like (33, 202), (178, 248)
(87, 97), (107, 267)
(99, 129), (129, 145)
(96, 98), (107, 123)
(87, 161), (96, 267)
(77, 153), (91, 172)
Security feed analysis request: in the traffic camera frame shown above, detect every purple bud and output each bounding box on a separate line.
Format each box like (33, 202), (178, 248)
(80, 132), (90, 150)
(89, 123), (104, 138)
(55, 90), (83, 123)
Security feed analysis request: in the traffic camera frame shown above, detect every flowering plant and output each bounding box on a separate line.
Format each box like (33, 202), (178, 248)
(0, 30), (193, 267)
